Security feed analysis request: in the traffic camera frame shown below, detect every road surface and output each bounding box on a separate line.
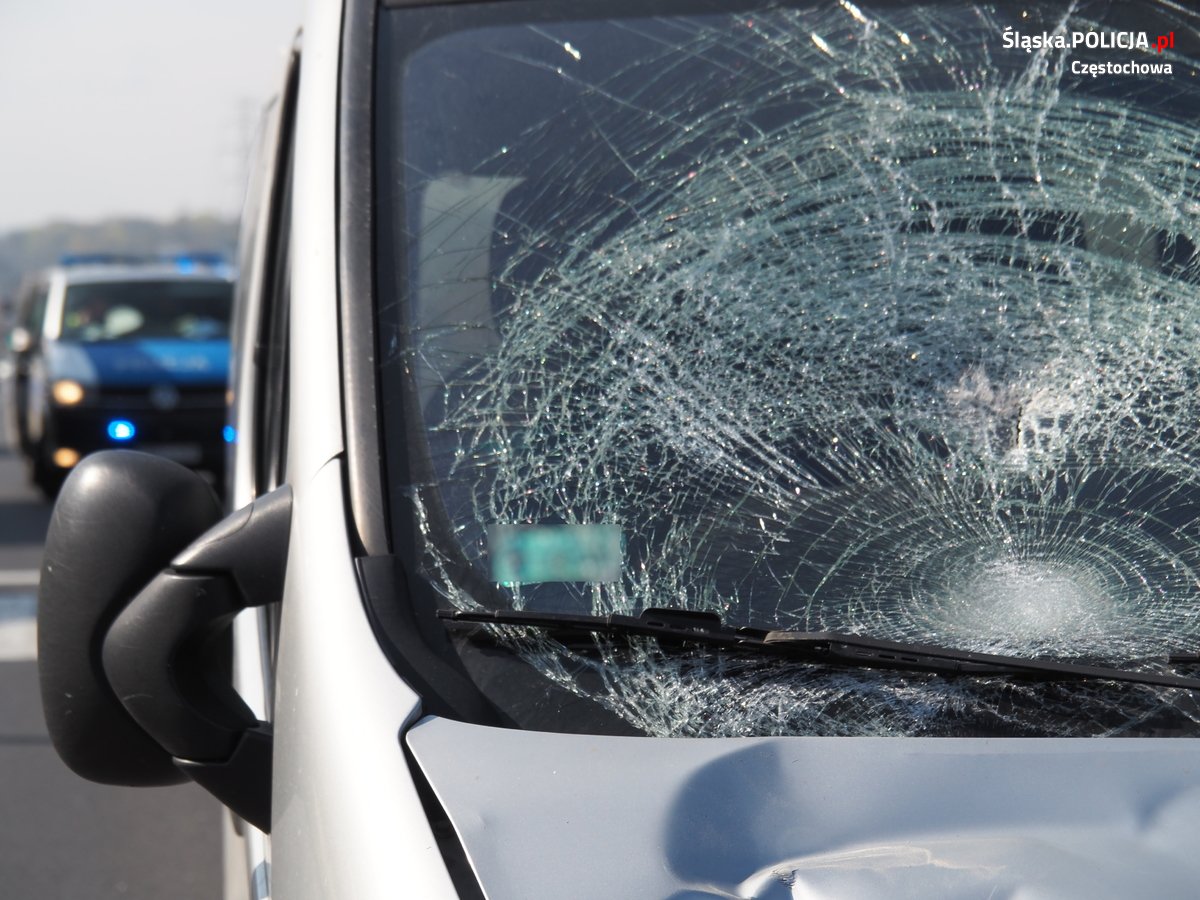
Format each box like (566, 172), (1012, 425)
(0, 416), (223, 897)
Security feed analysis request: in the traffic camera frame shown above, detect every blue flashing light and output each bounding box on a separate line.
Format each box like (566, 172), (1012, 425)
(59, 252), (231, 273)
(107, 419), (136, 441)
(170, 252), (228, 272)
(222, 425), (237, 444)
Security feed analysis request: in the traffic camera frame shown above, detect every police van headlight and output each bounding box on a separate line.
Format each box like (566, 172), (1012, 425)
(51, 379), (86, 406)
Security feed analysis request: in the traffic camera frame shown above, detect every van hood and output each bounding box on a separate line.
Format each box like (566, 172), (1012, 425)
(44, 339), (229, 387)
(408, 717), (1200, 899)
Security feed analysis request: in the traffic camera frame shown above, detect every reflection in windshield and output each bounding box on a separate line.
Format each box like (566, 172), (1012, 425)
(387, 2), (1200, 736)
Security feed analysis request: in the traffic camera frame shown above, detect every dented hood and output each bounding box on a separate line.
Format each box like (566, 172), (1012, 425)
(408, 717), (1200, 899)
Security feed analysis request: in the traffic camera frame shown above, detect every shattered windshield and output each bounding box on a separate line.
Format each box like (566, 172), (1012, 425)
(376, 1), (1200, 737)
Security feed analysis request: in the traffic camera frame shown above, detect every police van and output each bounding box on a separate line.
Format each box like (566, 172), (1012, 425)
(7, 255), (232, 495)
(35, 1), (1200, 898)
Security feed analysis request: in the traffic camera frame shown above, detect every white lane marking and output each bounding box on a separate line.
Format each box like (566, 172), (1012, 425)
(0, 364), (13, 452)
(0, 569), (40, 588)
(0, 619), (36, 661)
(0, 593), (36, 661)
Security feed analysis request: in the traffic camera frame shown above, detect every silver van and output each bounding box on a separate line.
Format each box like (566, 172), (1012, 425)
(37, 1), (1200, 897)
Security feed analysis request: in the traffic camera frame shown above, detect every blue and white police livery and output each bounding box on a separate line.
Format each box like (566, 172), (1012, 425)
(7, 256), (232, 495)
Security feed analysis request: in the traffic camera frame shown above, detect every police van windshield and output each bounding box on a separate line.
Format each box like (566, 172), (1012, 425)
(375, 1), (1200, 737)
(60, 280), (232, 343)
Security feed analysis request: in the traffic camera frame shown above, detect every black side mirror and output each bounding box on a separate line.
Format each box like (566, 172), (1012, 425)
(38, 451), (290, 832)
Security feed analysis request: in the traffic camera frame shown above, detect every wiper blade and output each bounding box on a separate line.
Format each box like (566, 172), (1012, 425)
(438, 607), (1200, 692)
(760, 631), (1200, 690)
(440, 607), (760, 650)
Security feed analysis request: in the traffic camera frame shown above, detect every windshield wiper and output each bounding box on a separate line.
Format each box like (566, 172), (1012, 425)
(438, 607), (1200, 691)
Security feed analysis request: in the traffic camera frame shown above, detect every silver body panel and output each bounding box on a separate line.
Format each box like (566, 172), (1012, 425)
(264, 2), (456, 895)
(410, 717), (1200, 899)
(271, 460), (459, 900)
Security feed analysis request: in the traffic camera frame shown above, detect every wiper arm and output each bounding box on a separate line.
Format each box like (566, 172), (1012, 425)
(438, 607), (1200, 692)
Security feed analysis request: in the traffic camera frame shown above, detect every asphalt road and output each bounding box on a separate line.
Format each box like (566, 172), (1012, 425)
(0, 435), (223, 897)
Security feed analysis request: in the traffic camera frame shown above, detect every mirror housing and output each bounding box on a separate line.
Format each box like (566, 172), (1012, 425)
(39, 451), (223, 785)
(39, 451), (291, 832)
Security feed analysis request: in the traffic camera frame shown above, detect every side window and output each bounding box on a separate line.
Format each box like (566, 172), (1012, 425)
(251, 56), (298, 497)
(15, 282), (49, 349)
(256, 181), (291, 492)
(24, 284), (48, 330)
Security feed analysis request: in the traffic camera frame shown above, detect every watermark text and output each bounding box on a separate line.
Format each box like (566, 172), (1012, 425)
(1002, 28), (1175, 54)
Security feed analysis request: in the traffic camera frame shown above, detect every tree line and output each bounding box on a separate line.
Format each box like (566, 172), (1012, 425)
(0, 215), (238, 305)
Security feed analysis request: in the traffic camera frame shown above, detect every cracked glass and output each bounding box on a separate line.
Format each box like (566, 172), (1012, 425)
(377, 1), (1200, 737)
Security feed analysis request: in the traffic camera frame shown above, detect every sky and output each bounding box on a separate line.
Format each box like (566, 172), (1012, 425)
(0, 0), (306, 235)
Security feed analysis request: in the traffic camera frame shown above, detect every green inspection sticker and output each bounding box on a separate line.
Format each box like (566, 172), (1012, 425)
(488, 524), (623, 584)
